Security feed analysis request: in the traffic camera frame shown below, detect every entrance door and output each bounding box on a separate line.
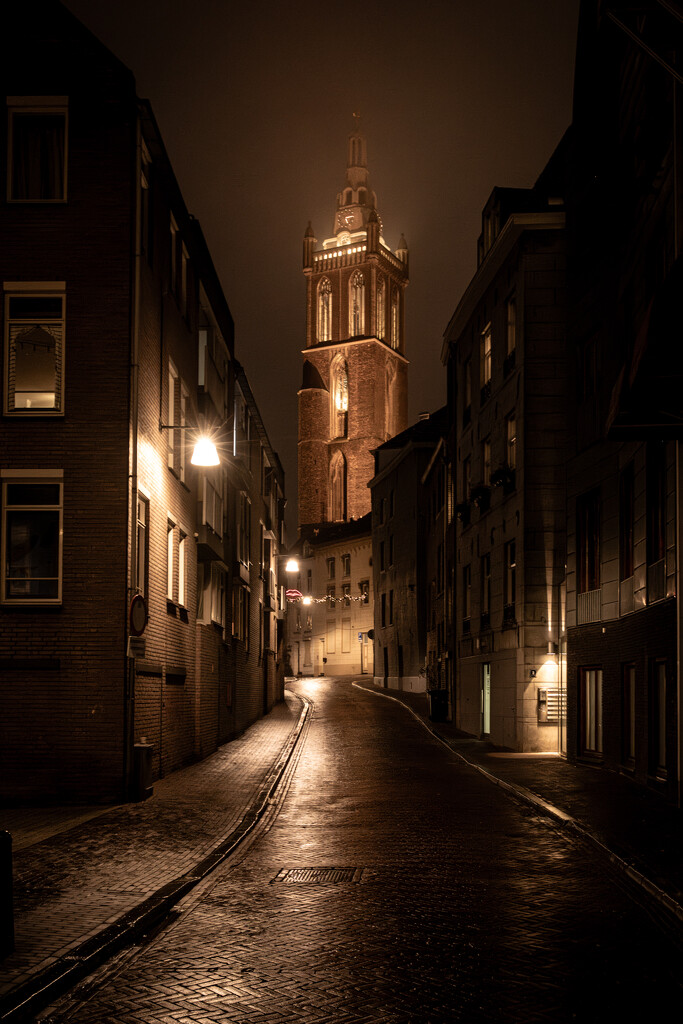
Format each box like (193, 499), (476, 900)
(481, 662), (491, 736)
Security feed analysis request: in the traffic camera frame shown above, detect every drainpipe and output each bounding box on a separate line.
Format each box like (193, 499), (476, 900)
(124, 112), (143, 800)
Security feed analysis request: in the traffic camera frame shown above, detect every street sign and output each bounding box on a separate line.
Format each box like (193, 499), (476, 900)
(358, 632), (363, 643)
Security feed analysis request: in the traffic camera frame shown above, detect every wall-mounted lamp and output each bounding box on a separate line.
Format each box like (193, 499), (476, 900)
(159, 422), (220, 467)
(285, 558), (300, 573)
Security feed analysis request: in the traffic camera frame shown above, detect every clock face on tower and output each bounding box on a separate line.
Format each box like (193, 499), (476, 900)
(338, 208), (358, 230)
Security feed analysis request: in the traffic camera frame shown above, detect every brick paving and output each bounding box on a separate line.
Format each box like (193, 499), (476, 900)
(0, 694), (304, 1018)
(355, 681), (683, 911)
(31, 677), (683, 1024)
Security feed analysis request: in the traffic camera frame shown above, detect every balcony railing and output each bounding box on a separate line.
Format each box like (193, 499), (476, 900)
(577, 588), (601, 624)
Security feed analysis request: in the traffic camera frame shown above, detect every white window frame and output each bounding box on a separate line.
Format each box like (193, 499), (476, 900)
(4, 282), (66, 416)
(167, 518), (175, 601)
(7, 96), (68, 203)
(1, 469), (63, 605)
(178, 530), (187, 607)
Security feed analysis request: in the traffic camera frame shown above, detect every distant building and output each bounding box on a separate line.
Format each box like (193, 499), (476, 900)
(369, 410), (447, 693)
(0, 2), (285, 803)
(442, 151), (569, 752)
(288, 123), (409, 676)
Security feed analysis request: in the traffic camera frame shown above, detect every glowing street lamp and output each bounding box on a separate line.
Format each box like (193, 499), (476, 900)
(190, 436), (220, 466)
(285, 558), (300, 573)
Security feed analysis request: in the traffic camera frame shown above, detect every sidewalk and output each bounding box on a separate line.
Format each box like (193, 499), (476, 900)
(0, 692), (309, 1024)
(356, 680), (683, 924)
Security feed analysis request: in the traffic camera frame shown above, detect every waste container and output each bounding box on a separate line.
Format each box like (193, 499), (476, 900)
(427, 688), (448, 722)
(132, 742), (154, 801)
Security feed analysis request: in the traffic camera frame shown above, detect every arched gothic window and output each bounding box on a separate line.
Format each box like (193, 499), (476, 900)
(349, 271), (365, 337)
(317, 278), (332, 342)
(390, 287), (399, 350)
(330, 356), (348, 438)
(329, 451), (346, 522)
(376, 278), (386, 340)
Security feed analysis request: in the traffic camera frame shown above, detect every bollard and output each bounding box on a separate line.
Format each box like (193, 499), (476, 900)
(1, 830), (14, 959)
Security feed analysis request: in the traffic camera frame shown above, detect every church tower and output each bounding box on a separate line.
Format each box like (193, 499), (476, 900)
(298, 121), (409, 533)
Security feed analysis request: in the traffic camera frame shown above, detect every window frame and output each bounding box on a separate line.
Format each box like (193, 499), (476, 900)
(4, 283), (66, 416)
(1, 470), (64, 605)
(7, 96), (68, 203)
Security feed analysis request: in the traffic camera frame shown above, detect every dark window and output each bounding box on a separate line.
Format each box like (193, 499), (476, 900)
(580, 666), (603, 754)
(2, 479), (62, 603)
(9, 107), (67, 201)
(577, 490), (600, 593)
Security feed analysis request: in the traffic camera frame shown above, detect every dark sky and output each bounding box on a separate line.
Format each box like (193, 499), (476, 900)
(65, 0), (580, 533)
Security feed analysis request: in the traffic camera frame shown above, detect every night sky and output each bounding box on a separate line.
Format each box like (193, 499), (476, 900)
(64, 0), (580, 536)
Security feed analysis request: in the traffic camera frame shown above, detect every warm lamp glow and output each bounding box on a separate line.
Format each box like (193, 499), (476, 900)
(191, 437), (220, 467)
(302, 596), (312, 605)
(285, 558), (300, 573)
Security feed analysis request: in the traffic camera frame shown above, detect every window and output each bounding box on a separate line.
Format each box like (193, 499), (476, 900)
(178, 531), (187, 607)
(317, 277), (332, 342)
(232, 582), (249, 644)
(4, 286), (65, 414)
(380, 540), (385, 572)
(381, 591), (387, 627)
(326, 619), (336, 653)
(327, 557), (336, 579)
(306, 568), (312, 594)
(580, 667), (603, 754)
(204, 477), (223, 536)
(342, 583), (351, 607)
(504, 540), (516, 622)
(389, 489), (394, 518)
(376, 278), (385, 339)
(210, 563), (225, 627)
(136, 494), (149, 598)
(1, 473), (63, 604)
(577, 490), (600, 593)
(462, 455), (471, 501)
(390, 287), (399, 350)
(388, 535), (394, 567)
(506, 298), (516, 357)
(342, 553), (351, 577)
(342, 618), (351, 652)
(463, 357), (472, 425)
(621, 664), (635, 767)
(167, 520), (175, 601)
(8, 97), (67, 202)
(480, 323), (492, 401)
(329, 451), (346, 521)
(649, 660), (667, 778)
(619, 463), (635, 581)
(349, 271), (365, 336)
(167, 360), (178, 470)
(506, 414), (517, 471)
(482, 438), (491, 487)
(238, 492), (251, 566)
(389, 589), (394, 625)
(326, 585), (336, 609)
(463, 564), (471, 621)
(330, 357), (348, 438)
(481, 552), (491, 627)
(359, 579), (369, 604)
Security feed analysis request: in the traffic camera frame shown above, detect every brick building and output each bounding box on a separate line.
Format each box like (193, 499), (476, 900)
(442, 149), (569, 752)
(288, 123), (409, 676)
(369, 410), (447, 692)
(0, 2), (285, 803)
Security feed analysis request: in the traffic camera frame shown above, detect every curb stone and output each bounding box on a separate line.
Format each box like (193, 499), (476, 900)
(0, 691), (312, 1024)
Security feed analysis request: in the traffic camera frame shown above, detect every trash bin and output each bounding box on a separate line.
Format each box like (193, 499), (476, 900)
(132, 742), (154, 801)
(427, 688), (448, 722)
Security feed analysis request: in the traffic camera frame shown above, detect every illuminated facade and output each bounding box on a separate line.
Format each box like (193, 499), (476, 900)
(442, 154), (569, 752)
(0, 4), (286, 802)
(298, 123), (409, 530)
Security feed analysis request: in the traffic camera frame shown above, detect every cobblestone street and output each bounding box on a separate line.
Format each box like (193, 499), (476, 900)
(29, 678), (683, 1024)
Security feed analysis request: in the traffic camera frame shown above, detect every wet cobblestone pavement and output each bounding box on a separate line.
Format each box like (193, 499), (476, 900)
(34, 678), (683, 1023)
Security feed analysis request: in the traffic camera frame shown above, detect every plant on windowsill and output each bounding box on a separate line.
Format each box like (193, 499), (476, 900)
(471, 483), (490, 512)
(455, 501), (471, 525)
(491, 465), (516, 495)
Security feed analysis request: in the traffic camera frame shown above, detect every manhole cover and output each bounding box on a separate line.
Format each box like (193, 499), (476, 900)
(272, 866), (365, 884)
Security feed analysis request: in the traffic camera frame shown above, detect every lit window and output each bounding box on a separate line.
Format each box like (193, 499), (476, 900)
(1, 474), (63, 604)
(8, 98), (67, 202)
(391, 288), (399, 349)
(4, 287), (65, 414)
(317, 278), (332, 342)
(136, 494), (149, 597)
(349, 271), (365, 336)
(376, 278), (386, 339)
(178, 531), (187, 607)
(167, 520), (175, 601)
(506, 414), (517, 470)
(330, 356), (348, 438)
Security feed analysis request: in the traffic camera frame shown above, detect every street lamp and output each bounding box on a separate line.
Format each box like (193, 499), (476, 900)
(159, 422), (220, 467)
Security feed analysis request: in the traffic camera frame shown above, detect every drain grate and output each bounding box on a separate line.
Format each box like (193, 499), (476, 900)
(272, 866), (365, 884)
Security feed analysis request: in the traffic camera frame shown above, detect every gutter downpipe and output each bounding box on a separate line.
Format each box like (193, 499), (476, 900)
(124, 113), (143, 801)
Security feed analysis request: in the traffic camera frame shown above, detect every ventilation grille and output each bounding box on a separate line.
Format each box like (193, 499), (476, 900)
(272, 866), (365, 884)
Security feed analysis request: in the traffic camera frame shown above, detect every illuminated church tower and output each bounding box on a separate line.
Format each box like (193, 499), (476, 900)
(298, 121), (409, 532)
